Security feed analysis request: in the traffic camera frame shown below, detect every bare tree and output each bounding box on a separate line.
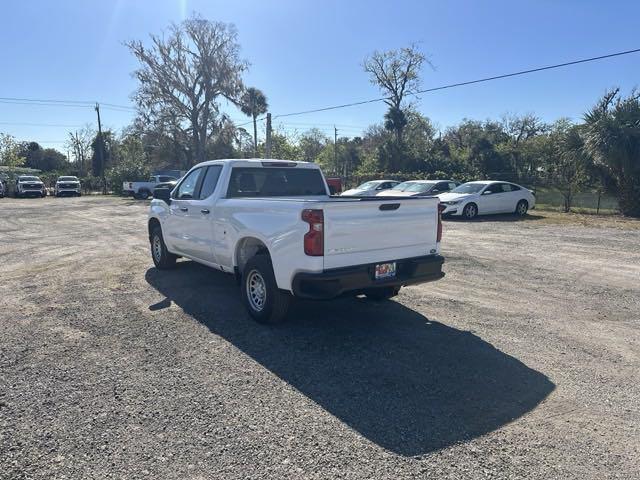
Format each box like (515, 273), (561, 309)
(66, 125), (94, 175)
(126, 15), (247, 165)
(364, 44), (429, 142)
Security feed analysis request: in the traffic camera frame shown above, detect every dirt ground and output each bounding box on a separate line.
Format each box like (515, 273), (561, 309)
(1, 196), (639, 479)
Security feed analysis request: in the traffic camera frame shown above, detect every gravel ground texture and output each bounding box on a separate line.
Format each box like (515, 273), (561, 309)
(1, 196), (639, 479)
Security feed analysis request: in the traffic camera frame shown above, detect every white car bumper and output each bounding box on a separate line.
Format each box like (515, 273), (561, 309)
(441, 203), (463, 216)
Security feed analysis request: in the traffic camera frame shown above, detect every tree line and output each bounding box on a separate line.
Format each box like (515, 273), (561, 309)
(1, 14), (638, 216)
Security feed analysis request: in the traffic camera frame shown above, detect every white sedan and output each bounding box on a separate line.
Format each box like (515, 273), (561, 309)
(341, 179), (399, 196)
(376, 179), (458, 197)
(438, 181), (535, 219)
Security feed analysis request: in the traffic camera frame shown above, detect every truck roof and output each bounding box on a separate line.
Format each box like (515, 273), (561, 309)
(197, 158), (319, 169)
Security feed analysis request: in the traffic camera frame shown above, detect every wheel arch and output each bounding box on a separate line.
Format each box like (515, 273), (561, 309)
(148, 217), (161, 239)
(235, 236), (271, 274)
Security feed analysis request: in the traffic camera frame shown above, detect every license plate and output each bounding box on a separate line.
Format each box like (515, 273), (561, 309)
(375, 262), (396, 280)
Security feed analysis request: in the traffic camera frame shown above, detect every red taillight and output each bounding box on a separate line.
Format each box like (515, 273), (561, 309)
(302, 209), (324, 256)
(437, 203), (445, 242)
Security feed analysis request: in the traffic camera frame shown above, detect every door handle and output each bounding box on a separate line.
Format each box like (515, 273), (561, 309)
(179, 207), (188, 212)
(200, 209), (210, 214)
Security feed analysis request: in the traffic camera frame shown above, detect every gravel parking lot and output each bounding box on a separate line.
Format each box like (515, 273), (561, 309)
(1, 196), (639, 479)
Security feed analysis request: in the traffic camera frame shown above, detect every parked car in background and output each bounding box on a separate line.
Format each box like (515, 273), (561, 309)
(123, 175), (178, 199)
(153, 178), (179, 192)
(14, 175), (46, 198)
(0, 180), (5, 198)
(148, 159), (445, 323)
(325, 177), (342, 195)
(438, 181), (535, 219)
(341, 179), (400, 196)
(54, 176), (81, 197)
(376, 179), (458, 197)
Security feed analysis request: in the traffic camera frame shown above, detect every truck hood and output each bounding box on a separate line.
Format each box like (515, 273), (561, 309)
(437, 192), (476, 202)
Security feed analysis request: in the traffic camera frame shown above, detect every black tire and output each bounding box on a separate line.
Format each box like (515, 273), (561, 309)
(150, 226), (177, 270)
(241, 255), (291, 324)
(515, 199), (528, 216)
(462, 203), (478, 220)
(364, 286), (400, 301)
(139, 190), (150, 200)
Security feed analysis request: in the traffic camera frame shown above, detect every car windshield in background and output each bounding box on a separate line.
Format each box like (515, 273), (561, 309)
(390, 182), (413, 191)
(452, 183), (486, 194)
(20, 176), (40, 181)
(404, 182), (436, 193)
(59, 176), (78, 181)
(356, 181), (382, 190)
(227, 167), (327, 197)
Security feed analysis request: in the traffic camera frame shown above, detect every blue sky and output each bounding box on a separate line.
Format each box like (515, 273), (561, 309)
(1, 0), (639, 151)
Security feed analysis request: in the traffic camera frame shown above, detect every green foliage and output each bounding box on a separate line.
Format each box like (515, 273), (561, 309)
(105, 135), (151, 194)
(583, 89), (640, 217)
(0, 134), (26, 167)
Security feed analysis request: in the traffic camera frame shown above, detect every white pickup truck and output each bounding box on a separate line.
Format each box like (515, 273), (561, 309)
(124, 175), (178, 199)
(148, 159), (445, 323)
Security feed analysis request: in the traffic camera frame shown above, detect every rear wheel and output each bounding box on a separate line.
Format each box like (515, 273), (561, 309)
(515, 200), (528, 216)
(364, 286), (400, 301)
(462, 203), (478, 220)
(241, 255), (291, 324)
(139, 190), (150, 200)
(150, 226), (177, 269)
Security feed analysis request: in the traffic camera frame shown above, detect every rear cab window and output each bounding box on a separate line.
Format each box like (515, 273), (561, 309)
(226, 167), (327, 198)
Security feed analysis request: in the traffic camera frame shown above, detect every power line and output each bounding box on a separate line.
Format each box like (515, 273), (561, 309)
(0, 97), (136, 112)
(251, 47), (640, 121)
(0, 121), (85, 128)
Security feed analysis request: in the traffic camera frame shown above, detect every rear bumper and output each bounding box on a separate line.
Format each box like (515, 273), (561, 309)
(292, 254), (445, 300)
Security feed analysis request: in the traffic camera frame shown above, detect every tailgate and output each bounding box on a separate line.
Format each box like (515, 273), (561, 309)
(321, 197), (439, 269)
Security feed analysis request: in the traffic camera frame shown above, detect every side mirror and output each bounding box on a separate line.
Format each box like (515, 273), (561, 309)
(483, 190), (492, 195)
(153, 187), (172, 204)
(431, 189), (440, 193)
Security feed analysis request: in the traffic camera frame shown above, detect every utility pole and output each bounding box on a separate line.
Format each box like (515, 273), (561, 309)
(265, 113), (272, 158)
(334, 126), (338, 175)
(95, 103), (106, 194)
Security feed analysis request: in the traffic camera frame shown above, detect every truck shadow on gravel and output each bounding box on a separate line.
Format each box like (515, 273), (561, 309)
(145, 262), (554, 457)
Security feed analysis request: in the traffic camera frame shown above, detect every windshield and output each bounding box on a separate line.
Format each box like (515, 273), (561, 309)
(451, 183), (486, 194)
(356, 181), (382, 190)
(59, 176), (78, 181)
(404, 182), (436, 193)
(19, 176), (40, 182)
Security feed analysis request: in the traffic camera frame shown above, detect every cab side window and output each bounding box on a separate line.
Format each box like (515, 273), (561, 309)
(174, 168), (204, 199)
(198, 165), (223, 199)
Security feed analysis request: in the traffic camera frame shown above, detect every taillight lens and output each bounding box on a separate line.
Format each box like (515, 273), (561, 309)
(302, 209), (324, 256)
(437, 203), (445, 242)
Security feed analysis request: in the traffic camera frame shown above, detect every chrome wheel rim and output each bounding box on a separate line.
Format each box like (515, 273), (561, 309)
(518, 202), (527, 215)
(466, 205), (476, 218)
(152, 235), (163, 262)
(246, 270), (266, 311)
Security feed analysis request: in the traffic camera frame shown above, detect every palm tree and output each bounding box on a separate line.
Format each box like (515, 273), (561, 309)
(582, 89), (640, 217)
(240, 88), (268, 157)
